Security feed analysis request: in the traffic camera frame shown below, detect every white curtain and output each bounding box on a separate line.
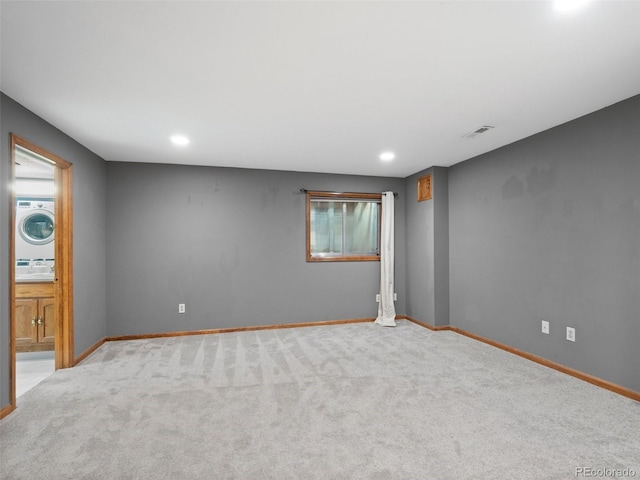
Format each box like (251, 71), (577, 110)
(375, 191), (396, 327)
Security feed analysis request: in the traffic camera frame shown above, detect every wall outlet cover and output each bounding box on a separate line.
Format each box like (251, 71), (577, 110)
(566, 326), (576, 342)
(541, 320), (550, 334)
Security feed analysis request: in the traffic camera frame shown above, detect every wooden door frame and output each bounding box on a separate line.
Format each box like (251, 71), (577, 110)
(9, 133), (74, 409)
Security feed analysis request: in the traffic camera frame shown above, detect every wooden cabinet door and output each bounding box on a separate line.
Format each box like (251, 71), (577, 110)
(15, 299), (38, 346)
(38, 297), (56, 345)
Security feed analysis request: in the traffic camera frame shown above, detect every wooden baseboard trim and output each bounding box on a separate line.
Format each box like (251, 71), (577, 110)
(106, 317), (376, 342)
(449, 327), (640, 402)
(405, 316), (639, 402)
(0, 317), (377, 420)
(401, 315), (452, 331)
(0, 402), (16, 420)
(6, 315), (633, 420)
(73, 337), (107, 366)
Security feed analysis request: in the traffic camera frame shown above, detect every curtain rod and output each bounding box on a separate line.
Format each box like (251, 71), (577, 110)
(299, 188), (398, 197)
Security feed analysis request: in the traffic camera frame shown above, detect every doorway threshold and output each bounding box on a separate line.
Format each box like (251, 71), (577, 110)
(16, 351), (55, 398)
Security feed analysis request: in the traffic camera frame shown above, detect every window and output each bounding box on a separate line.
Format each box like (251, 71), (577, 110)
(306, 191), (381, 262)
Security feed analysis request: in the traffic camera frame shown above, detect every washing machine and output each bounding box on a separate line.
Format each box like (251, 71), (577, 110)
(15, 198), (55, 262)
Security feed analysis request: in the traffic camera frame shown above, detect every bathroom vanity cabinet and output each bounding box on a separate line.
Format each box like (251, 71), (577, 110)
(15, 283), (55, 352)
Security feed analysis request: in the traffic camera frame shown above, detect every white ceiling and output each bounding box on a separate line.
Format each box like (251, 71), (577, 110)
(2, 1), (639, 178)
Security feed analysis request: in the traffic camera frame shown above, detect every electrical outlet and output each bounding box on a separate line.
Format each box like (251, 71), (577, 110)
(566, 326), (575, 342)
(376, 294), (380, 303)
(178, 303), (186, 314)
(541, 320), (550, 334)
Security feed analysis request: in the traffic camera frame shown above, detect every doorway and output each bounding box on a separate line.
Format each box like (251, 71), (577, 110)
(9, 134), (73, 407)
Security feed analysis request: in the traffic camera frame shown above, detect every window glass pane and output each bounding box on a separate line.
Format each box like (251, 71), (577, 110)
(345, 202), (378, 255)
(307, 193), (381, 261)
(310, 201), (343, 255)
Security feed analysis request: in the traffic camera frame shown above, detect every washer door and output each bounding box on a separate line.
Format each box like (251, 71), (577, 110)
(19, 210), (55, 245)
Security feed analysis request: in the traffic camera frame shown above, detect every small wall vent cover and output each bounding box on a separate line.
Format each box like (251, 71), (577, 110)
(417, 174), (432, 202)
(463, 125), (495, 139)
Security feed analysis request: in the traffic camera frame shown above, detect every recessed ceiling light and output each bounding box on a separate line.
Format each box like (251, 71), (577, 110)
(379, 151), (396, 162)
(170, 134), (190, 147)
(554, 0), (590, 12)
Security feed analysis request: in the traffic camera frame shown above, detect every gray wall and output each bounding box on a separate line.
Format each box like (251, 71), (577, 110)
(404, 166), (449, 326)
(0, 93), (108, 408)
(448, 94), (640, 392)
(106, 162), (406, 336)
(405, 168), (435, 324)
(432, 167), (449, 327)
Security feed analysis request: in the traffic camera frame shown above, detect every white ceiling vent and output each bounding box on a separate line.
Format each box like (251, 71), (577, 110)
(462, 125), (495, 139)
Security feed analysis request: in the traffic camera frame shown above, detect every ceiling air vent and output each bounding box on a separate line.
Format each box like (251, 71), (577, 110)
(462, 125), (494, 139)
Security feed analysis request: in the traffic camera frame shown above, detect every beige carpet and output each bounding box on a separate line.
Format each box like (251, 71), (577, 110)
(1, 321), (639, 479)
